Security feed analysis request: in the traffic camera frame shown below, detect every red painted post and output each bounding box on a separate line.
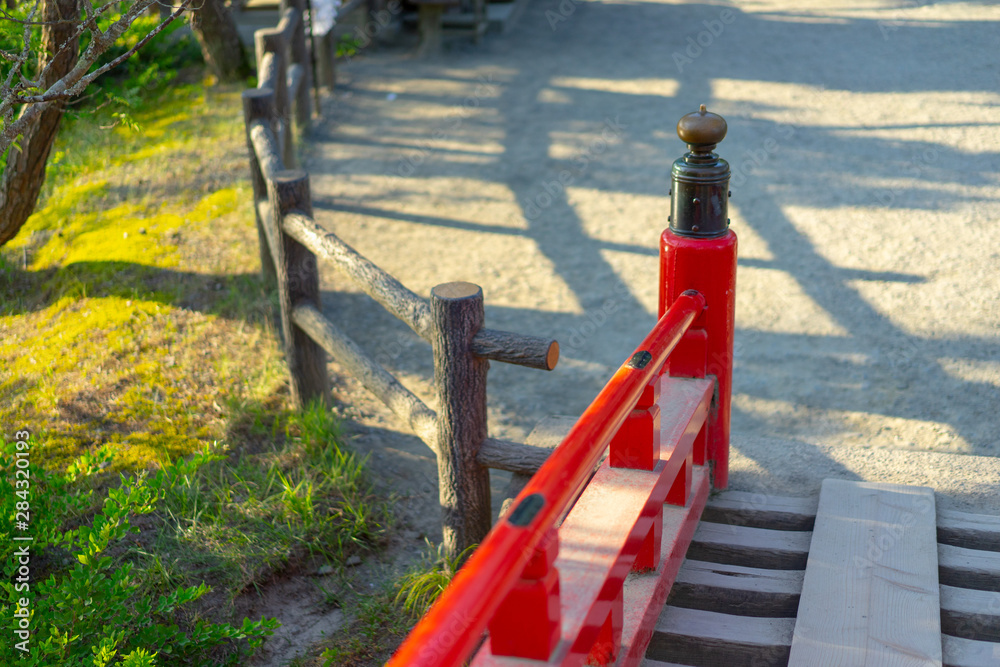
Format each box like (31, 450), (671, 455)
(488, 529), (561, 659)
(584, 585), (623, 664)
(669, 329), (709, 466)
(666, 449), (693, 506)
(610, 378), (661, 470)
(660, 106), (738, 489)
(633, 504), (663, 571)
(611, 376), (664, 572)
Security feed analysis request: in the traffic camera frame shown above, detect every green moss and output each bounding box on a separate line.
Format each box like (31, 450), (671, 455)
(18, 179), (243, 273)
(2, 296), (155, 375)
(1, 84), (285, 473)
(41, 84), (241, 194)
(0, 296), (217, 468)
(38, 207), (181, 269)
(119, 138), (188, 163)
(190, 187), (242, 222)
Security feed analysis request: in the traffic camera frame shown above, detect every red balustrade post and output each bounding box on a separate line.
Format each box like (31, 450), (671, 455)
(609, 378), (661, 470)
(586, 584), (624, 665)
(610, 377), (664, 573)
(632, 504), (664, 572)
(659, 105), (738, 489)
(488, 528), (561, 659)
(670, 329), (709, 466)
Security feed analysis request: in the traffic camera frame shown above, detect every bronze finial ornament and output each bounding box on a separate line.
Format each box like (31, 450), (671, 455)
(669, 105), (731, 238)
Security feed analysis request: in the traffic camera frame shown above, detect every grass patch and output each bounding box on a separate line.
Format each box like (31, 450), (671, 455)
(394, 541), (473, 617)
(0, 402), (393, 664)
(312, 542), (473, 666)
(318, 585), (414, 666)
(1, 435), (280, 666)
(148, 401), (389, 597)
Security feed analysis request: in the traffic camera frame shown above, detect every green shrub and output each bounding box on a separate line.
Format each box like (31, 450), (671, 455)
(0, 438), (278, 666)
(84, 13), (204, 109)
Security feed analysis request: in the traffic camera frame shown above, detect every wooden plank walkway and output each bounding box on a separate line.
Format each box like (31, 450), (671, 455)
(788, 480), (942, 665)
(643, 484), (1000, 667)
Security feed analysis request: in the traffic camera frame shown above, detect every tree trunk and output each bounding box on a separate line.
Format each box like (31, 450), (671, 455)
(189, 0), (252, 82)
(0, 0), (79, 247)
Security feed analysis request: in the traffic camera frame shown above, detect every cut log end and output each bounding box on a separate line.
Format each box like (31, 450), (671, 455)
(274, 168), (309, 185)
(433, 281), (482, 300)
(243, 87), (273, 102)
(545, 340), (559, 371)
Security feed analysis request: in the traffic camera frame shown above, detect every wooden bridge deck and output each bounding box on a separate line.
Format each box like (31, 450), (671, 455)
(644, 483), (1000, 667)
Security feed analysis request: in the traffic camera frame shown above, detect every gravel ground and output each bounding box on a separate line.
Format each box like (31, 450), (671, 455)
(302, 0), (1000, 521)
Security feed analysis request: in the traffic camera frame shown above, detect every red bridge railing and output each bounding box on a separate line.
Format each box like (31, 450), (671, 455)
(389, 106), (738, 666)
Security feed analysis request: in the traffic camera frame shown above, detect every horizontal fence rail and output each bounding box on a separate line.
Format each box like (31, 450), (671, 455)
(281, 209), (435, 339)
(280, 210), (562, 370)
(291, 302), (440, 448)
(253, 3), (313, 169)
(388, 291), (708, 667)
(476, 437), (554, 476)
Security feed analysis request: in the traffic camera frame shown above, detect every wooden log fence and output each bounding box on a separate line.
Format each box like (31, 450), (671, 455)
(242, 15), (560, 556)
(253, 0), (316, 168)
(246, 0), (333, 288)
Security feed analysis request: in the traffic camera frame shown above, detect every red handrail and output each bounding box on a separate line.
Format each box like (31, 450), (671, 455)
(388, 290), (706, 667)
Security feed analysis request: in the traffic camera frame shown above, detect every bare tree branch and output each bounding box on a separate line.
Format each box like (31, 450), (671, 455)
(1, 7), (81, 24)
(58, 0), (196, 93)
(0, 0), (39, 127)
(1, 0), (200, 154)
(21, 0), (153, 99)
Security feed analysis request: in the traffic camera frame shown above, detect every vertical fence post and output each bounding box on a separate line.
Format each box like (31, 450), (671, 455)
(284, 0), (315, 125)
(242, 88), (280, 290)
(270, 170), (332, 408)
(256, 29), (294, 168)
(317, 30), (336, 90)
(430, 281), (492, 559)
(660, 106), (737, 489)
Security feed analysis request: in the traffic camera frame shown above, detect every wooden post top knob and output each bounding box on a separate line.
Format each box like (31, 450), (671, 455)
(677, 104), (727, 150)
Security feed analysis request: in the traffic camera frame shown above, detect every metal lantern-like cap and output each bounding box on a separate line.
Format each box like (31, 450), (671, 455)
(669, 105), (731, 238)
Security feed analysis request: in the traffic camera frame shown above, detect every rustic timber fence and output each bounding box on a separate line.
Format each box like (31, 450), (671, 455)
(245, 0), (321, 286)
(242, 5), (561, 559)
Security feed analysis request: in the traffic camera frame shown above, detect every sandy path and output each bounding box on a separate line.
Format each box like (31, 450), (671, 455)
(302, 0), (1000, 522)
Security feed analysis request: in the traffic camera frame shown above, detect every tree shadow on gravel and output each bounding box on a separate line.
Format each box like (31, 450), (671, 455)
(303, 1), (1000, 460)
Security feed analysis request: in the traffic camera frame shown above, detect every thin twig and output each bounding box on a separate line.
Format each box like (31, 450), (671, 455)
(0, 0), (196, 154)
